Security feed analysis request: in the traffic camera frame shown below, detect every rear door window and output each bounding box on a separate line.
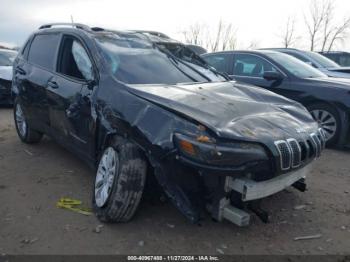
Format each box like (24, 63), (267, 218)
(203, 54), (230, 73)
(28, 33), (60, 71)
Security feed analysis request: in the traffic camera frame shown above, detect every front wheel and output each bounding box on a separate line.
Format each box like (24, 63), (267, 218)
(14, 99), (43, 144)
(93, 138), (147, 223)
(307, 103), (340, 146)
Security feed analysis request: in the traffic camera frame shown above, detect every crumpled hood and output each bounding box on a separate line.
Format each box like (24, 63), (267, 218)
(0, 66), (13, 81)
(127, 81), (318, 142)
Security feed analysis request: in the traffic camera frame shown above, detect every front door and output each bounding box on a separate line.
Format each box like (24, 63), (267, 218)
(47, 35), (96, 158)
(230, 53), (291, 96)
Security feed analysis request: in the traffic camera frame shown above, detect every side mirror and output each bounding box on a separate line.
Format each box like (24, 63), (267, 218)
(263, 71), (284, 81)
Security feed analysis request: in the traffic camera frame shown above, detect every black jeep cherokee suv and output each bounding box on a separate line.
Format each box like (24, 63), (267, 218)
(12, 23), (325, 226)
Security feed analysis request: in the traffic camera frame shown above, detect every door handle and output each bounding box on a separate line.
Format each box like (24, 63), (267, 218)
(47, 80), (59, 89)
(15, 67), (26, 75)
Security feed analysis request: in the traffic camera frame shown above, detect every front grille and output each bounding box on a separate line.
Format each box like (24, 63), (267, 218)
(274, 128), (325, 171)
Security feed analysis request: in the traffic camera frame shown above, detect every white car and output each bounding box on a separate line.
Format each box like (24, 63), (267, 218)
(0, 48), (17, 105)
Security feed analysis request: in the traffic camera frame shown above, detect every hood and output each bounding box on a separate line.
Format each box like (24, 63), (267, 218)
(127, 81), (318, 143)
(307, 76), (350, 91)
(0, 66), (12, 81)
(319, 68), (350, 78)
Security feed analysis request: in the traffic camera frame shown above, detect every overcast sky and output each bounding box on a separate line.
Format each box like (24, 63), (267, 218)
(1, 0), (350, 51)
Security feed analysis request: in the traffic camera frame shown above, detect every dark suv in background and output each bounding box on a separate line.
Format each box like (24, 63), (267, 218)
(202, 50), (350, 147)
(320, 51), (350, 67)
(12, 23), (324, 227)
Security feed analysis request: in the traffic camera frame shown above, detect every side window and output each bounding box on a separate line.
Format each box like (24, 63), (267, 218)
(339, 55), (350, 66)
(232, 54), (277, 77)
(28, 34), (60, 70)
(57, 37), (94, 81)
(285, 52), (307, 62)
(21, 38), (31, 59)
(203, 54), (229, 73)
(287, 52), (314, 65)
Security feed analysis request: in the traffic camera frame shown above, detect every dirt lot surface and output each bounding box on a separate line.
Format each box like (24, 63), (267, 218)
(0, 107), (350, 255)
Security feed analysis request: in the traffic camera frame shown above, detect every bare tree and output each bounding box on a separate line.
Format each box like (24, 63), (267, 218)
(182, 20), (238, 52)
(327, 17), (350, 51)
(305, 0), (350, 51)
(320, 1), (334, 51)
(304, 0), (327, 51)
(182, 23), (202, 46)
(246, 39), (260, 50)
(280, 16), (298, 48)
(221, 23), (238, 50)
(209, 20), (224, 52)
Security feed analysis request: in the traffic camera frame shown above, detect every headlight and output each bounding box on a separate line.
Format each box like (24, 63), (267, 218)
(174, 133), (268, 167)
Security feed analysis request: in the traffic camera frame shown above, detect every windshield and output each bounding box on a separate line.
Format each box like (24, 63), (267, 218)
(305, 51), (340, 68)
(0, 51), (17, 66)
(267, 52), (327, 78)
(158, 43), (226, 82)
(95, 35), (209, 85)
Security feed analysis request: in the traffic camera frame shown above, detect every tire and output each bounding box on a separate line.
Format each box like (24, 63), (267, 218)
(307, 103), (340, 146)
(93, 137), (147, 223)
(14, 99), (43, 144)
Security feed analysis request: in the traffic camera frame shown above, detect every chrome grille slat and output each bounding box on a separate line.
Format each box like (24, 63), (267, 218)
(317, 128), (326, 149)
(287, 138), (301, 168)
(274, 140), (291, 170)
(310, 133), (321, 158)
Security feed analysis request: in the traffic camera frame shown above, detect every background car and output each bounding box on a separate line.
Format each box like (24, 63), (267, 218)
(202, 50), (350, 147)
(0, 48), (17, 105)
(320, 51), (350, 67)
(262, 48), (350, 78)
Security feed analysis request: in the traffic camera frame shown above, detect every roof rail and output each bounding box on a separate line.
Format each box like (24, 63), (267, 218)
(39, 23), (91, 31)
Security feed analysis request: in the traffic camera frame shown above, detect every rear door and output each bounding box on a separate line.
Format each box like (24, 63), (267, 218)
(47, 34), (97, 157)
(15, 33), (61, 132)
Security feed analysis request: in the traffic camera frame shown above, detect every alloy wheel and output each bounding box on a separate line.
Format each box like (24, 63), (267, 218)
(310, 109), (337, 141)
(15, 103), (27, 138)
(95, 147), (118, 207)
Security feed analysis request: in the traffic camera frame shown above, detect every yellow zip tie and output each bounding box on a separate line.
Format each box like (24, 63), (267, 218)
(56, 197), (92, 216)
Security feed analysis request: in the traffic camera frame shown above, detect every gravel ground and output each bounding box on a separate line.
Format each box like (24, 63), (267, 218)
(0, 107), (349, 255)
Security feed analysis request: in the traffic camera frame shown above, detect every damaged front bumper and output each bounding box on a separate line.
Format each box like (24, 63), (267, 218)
(156, 130), (324, 226)
(225, 164), (310, 202)
(216, 165), (310, 226)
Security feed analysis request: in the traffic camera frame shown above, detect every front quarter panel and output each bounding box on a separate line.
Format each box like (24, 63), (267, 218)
(94, 77), (209, 222)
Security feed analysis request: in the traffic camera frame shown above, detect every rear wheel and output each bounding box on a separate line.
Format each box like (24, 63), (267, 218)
(307, 103), (340, 146)
(14, 99), (43, 144)
(93, 138), (147, 222)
